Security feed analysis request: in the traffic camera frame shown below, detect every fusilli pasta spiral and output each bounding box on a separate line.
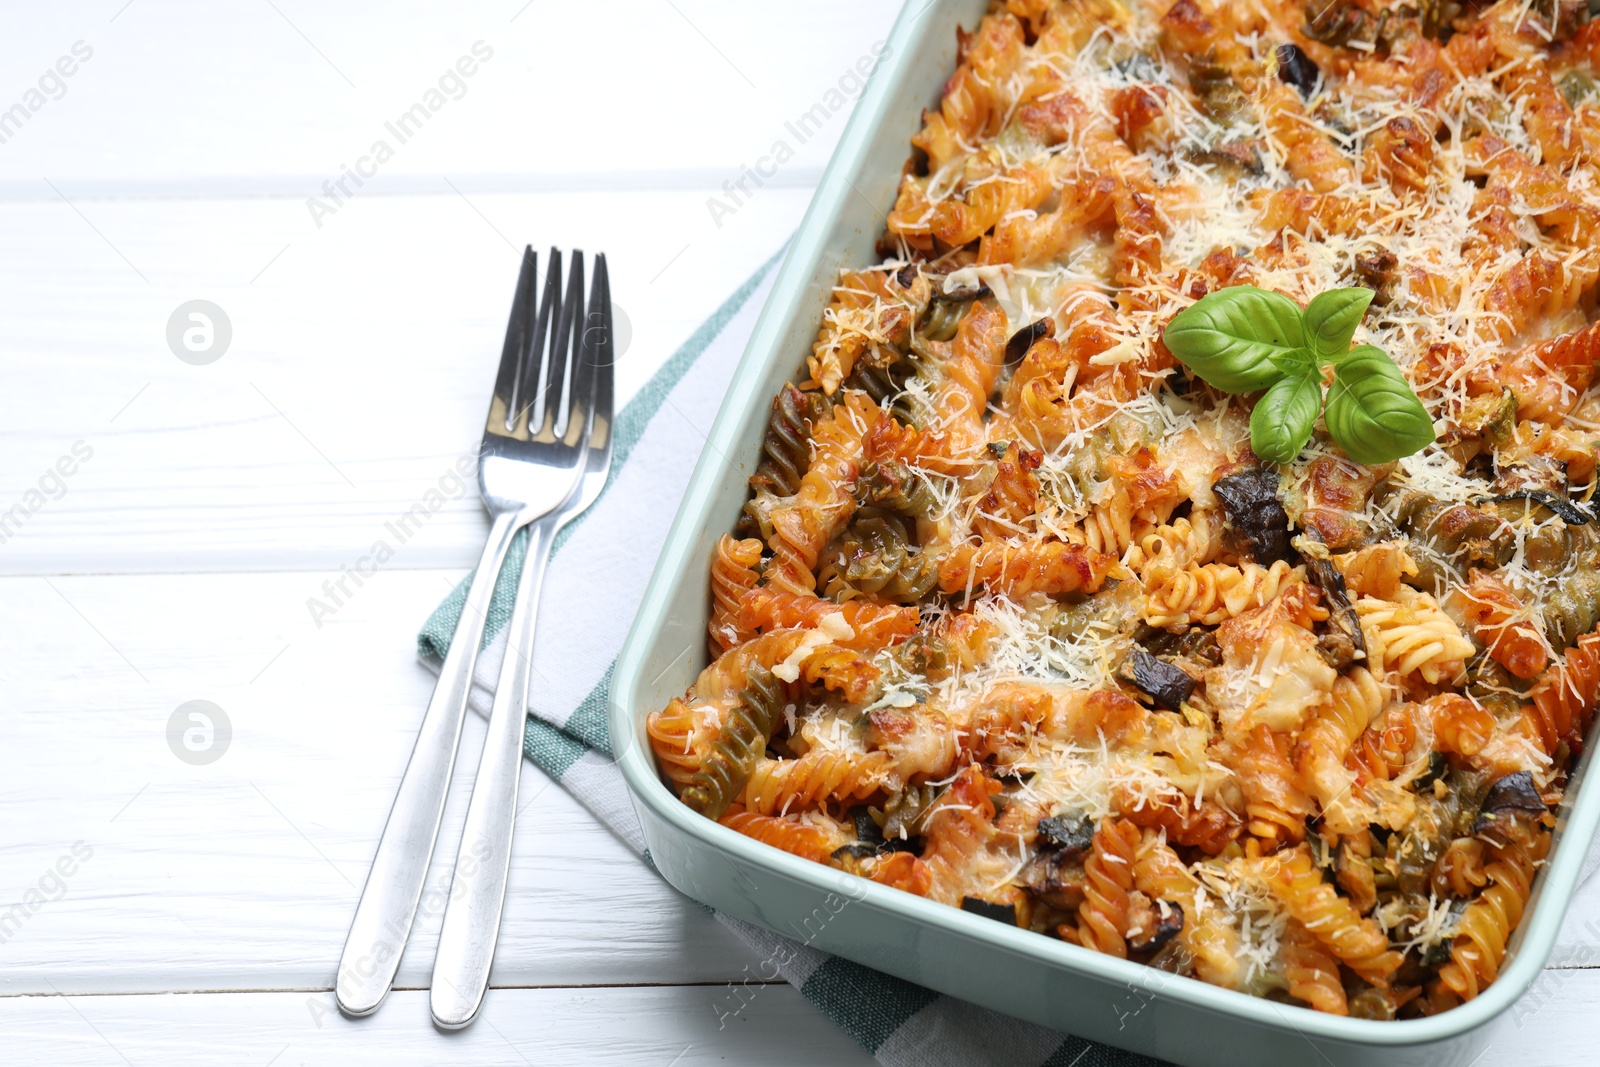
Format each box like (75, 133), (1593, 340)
(680, 667), (786, 820)
(741, 750), (898, 817)
(1437, 819), (1550, 1001)
(1072, 818), (1141, 959)
(1143, 560), (1302, 628)
(1266, 845), (1402, 985)
(1357, 588), (1475, 685)
(1334, 541), (1418, 600)
(709, 535), (763, 652)
(718, 807), (841, 865)
(1283, 920), (1349, 1016)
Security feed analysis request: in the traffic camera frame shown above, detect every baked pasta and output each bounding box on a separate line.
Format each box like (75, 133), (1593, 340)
(649, 0), (1600, 1017)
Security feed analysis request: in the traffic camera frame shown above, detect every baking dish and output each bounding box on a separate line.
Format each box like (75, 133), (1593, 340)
(607, 1), (1600, 1062)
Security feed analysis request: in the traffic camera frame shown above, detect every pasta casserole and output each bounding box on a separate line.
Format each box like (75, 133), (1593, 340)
(648, 0), (1600, 1017)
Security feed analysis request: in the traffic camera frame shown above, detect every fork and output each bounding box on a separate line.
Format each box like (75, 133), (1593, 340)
(337, 246), (602, 1020)
(429, 253), (614, 1029)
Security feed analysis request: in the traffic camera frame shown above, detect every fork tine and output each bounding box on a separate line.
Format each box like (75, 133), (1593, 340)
(548, 250), (585, 439)
(492, 246), (538, 434)
(583, 254), (613, 453)
(523, 248), (564, 434)
(561, 258), (603, 452)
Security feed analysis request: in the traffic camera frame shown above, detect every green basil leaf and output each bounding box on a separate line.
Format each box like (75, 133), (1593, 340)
(1250, 371), (1324, 464)
(1302, 287), (1373, 362)
(1268, 346), (1316, 378)
(1323, 345), (1435, 464)
(1163, 285), (1306, 392)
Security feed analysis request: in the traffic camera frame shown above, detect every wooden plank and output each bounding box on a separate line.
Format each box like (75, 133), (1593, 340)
(2, 986), (878, 1066)
(0, 1), (904, 196)
(1547, 868), (1600, 969)
(1465, 965), (1600, 1066)
(0, 570), (765, 994)
(0, 186), (802, 574)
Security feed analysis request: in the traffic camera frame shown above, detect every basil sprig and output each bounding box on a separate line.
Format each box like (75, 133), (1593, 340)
(1162, 285), (1434, 465)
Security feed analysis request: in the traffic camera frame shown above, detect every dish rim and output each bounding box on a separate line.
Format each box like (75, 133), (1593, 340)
(608, 0), (1600, 1048)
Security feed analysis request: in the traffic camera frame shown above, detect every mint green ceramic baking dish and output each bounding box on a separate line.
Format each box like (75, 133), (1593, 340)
(607, 2), (1600, 1062)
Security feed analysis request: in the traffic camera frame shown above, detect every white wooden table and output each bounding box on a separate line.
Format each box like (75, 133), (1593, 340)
(0, 3), (1594, 1063)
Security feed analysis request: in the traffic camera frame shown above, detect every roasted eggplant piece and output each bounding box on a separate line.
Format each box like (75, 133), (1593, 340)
(1417, 920), (1463, 968)
(1141, 626), (1222, 668)
(854, 807), (887, 848)
(1122, 645), (1196, 711)
(1022, 847), (1089, 910)
(1037, 814), (1095, 854)
(1483, 489), (1593, 527)
(1184, 140), (1266, 178)
(1213, 465), (1295, 564)
(1354, 250), (1398, 306)
(1024, 814), (1094, 910)
(1127, 900), (1185, 953)
(940, 282), (990, 302)
(1305, 555), (1368, 670)
(1391, 814), (1451, 898)
(1147, 936), (1197, 976)
(1005, 318), (1053, 365)
(1472, 771), (1548, 834)
(1275, 43), (1318, 97)
(1486, 494), (1578, 576)
(1446, 767), (1494, 837)
(831, 843), (879, 860)
(1314, 626), (1362, 672)
(961, 896), (1020, 925)
(1050, 581), (1142, 643)
(1373, 481), (1513, 578)
(1465, 654), (1528, 711)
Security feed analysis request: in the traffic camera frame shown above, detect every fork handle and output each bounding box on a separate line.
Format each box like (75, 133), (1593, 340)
(430, 513), (559, 1029)
(336, 508), (526, 1019)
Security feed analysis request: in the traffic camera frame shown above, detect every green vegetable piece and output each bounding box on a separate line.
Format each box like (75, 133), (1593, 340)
(1324, 346), (1436, 464)
(1302, 287), (1373, 362)
(1163, 285), (1306, 391)
(680, 666), (785, 820)
(1250, 371), (1324, 464)
(1560, 69), (1599, 108)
